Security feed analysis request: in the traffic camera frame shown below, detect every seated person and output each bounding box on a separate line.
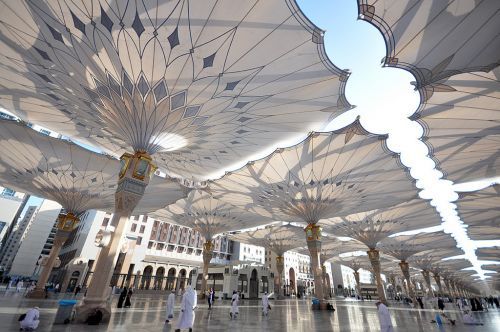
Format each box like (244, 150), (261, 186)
(463, 311), (483, 325)
(19, 307), (40, 331)
(85, 309), (103, 325)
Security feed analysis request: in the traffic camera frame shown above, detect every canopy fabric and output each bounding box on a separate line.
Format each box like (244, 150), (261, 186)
(476, 247), (500, 262)
(456, 185), (500, 241)
(210, 121), (417, 224)
(378, 231), (457, 261)
(0, 0), (351, 180)
(229, 223), (306, 256)
(414, 68), (500, 183)
(0, 119), (186, 214)
(408, 248), (464, 270)
(295, 239), (367, 262)
(322, 199), (441, 249)
(150, 189), (273, 241)
(358, 0), (500, 88)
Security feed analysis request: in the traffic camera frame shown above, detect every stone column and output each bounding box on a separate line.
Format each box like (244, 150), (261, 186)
(367, 249), (386, 304)
(443, 278), (452, 297)
(421, 270), (433, 297)
(399, 261), (417, 306)
(76, 152), (154, 323)
(433, 273), (443, 295)
(28, 212), (79, 298)
(276, 255), (284, 299)
(304, 223), (325, 302)
(200, 240), (214, 298)
(321, 265), (330, 298)
(353, 270), (361, 297)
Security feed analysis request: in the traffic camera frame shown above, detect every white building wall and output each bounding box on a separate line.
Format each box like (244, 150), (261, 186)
(0, 193), (25, 244)
(9, 200), (61, 277)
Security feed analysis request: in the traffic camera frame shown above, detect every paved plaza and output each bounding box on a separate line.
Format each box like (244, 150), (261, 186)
(1, 292), (499, 331)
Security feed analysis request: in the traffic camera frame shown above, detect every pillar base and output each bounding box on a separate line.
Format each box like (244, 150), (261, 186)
(26, 288), (47, 299)
(74, 300), (111, 324)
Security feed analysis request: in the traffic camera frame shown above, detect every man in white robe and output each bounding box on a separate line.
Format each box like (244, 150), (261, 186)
(376, 301), (394, 332)
(20, 307), (40, 331)
(17, 280), (24, 292)
(175, 286), (197, 332)
(230, 291), (239, 319)
(165, 291), (175, 323)
(262, 292), (269, 316)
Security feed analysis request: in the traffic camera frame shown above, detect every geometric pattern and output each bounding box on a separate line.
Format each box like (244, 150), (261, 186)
(0, 0), (351, 180)
(321, 199), (442, 249)
(150, 189), (273, 241)
(0, 119), (186, 215)
(209, 121), (418, 225)
(413, 68), (500, 183)
(456, 184), (500, 241)
(358, 1), (500, 88)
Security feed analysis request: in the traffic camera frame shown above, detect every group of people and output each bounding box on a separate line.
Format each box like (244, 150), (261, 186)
(165, 286), (197, 332)
(117, 287), (133, 308)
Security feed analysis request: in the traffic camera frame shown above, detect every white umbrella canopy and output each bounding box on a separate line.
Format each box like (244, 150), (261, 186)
(150, 189), (273, 241)
(378, 231), (458, 262)
(357, 0), (500, 88)
(413, 68), (500, 183)
(456, 185), (500, 241)
(430, 258), (474, 275)
(0, 119), (186, 215)
(408, 248), (464, 270)
(228, 223), (306, 256)
(295, 238), (367, 262)
(209, 120), (418, 224)
(0, 0), (352, 180)
(322, 199), (442, 249)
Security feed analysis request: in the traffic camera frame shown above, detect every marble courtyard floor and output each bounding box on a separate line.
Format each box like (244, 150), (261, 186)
(0, 292), (498, 331)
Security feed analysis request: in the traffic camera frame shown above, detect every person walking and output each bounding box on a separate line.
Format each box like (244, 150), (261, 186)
(16, 280), (24, 293)
(207, 288), (215, 310)
(175, 286), (197, 332)
(74, 284), (82, 297)
(19, 306), (40, 331)
(417, 297), (424, 309)
(262, 292), (270, 316)
(124, 288), (133, 308)
(437, 297), (445, 311)
(230, 290), (239, 319)
(165, 291), (175, 323)
(376, 301), (394, 332)
(117, 287), (127, 308)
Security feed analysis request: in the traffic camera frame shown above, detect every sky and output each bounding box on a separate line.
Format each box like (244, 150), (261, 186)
(296, 0), (500, 282)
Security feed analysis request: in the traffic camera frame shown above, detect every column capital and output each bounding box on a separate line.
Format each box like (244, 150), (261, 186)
(304, 223), (321, 242)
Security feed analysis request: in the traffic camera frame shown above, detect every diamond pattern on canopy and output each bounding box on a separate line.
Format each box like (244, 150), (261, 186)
(0, 119), (186, 215)
(229, 223), (306, 256)
(357, 0), (500, 88)
(150, 189), (272, 241)
(413, 68), (500, 183)
(0, 0), (351, 180)
(322, 199), (442, 249)
(209, 121), (417, 224)
(476, 247), (500, 262)
(456, 185), (500, 241)
(379, 231), (457, 262)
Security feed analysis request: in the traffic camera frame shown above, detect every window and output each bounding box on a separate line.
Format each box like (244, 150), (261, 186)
(157, 243), (164, 250)
(102, 218), (110, 227)
(139, 225), (145, 234)
(131, 223), (137, 232)
(147, 241), (154, 249)
(39, 129), (51, 136)
(136, 236), (142, 245)
(1, 188), (15, 196)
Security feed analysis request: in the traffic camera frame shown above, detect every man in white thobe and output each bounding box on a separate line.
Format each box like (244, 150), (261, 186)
(175, 286), (197, 332)
(20, 307), (40, 331)
(17, 280), (24, 292)
(376, 301), (394, 332)
(262, 292), (270, 316)
(230, 291), (239, 319)
(165, 291), (175, 323)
